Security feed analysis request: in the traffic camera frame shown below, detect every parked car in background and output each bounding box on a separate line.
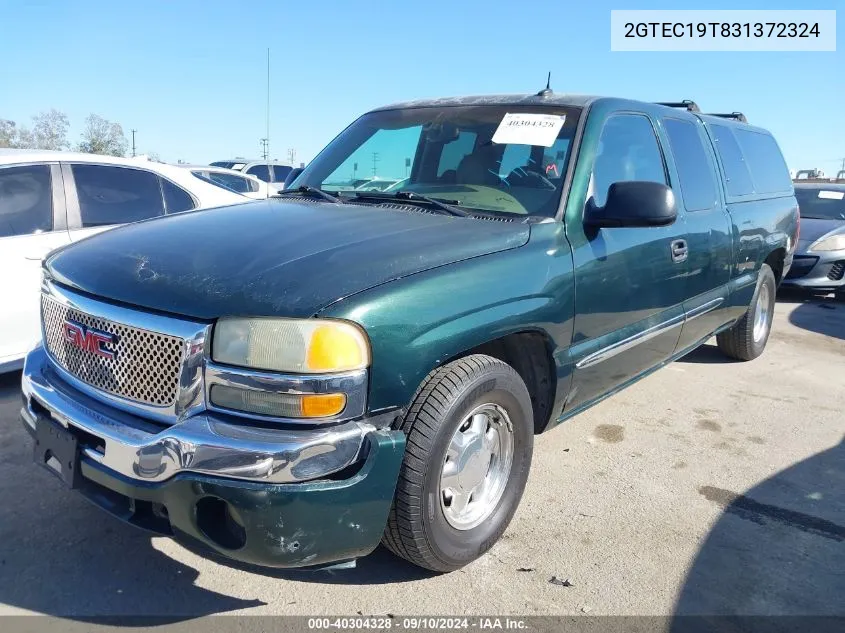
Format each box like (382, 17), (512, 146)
(209, 159), (293, 192)
(319, 178), (402, 192)
(782, 180), (845, 297)
(0, 149), (250, 373)
(21, 93), (797, 573)
(183, 165), (273, 200)
(355, 178), (402, 192)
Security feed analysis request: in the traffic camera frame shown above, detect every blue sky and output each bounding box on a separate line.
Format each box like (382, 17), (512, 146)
(1, 0), (841, 172)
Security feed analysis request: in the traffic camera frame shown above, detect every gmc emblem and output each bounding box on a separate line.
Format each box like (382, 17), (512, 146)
(63, 321), (117, 359)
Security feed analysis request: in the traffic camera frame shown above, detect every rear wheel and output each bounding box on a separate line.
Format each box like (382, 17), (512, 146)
(717, 263), (777, 361)
(382, 354), (533, 572)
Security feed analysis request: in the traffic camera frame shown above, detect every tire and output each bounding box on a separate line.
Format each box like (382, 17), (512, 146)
(717, 263), (777, 361)
(382, 354), (534, 572)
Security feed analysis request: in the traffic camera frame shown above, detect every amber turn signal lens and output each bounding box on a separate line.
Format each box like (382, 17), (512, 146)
(306, 324), (367, 373)
(210, 385), (347, 419)
(300, 393), (347, 418)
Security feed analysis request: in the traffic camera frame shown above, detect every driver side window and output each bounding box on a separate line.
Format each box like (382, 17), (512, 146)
(590, 114), (667, 207)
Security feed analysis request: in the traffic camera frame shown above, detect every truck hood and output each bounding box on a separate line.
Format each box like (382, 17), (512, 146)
(45, 200), (529, 320)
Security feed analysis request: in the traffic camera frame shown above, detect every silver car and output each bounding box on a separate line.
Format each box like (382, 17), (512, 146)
(783, 182), (845, 296)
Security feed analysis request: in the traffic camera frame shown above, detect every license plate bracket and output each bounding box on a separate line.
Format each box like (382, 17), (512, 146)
(33, 415), (81, 489)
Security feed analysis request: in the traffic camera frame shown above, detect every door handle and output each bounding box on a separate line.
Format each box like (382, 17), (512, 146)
(670, 239), (688, 263)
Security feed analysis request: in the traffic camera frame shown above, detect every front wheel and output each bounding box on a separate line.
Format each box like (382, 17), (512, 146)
(717, 263), (777, 361)
(382, 354), (534, 572)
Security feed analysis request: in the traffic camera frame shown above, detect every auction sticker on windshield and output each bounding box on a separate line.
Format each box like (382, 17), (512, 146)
(492, 113), (566, 147)
(818, 190), (845, 200)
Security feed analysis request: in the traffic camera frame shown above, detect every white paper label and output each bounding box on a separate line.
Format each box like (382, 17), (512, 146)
(818, 190), (845, 200)
(491, 113), (566, 148)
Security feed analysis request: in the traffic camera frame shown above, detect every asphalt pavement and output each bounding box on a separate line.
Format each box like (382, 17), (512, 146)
(0, 290), (842, 620)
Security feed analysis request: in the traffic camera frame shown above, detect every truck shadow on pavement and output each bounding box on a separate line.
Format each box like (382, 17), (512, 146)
(779, 290), (845, 341)
(675, 343), (738, 365)
(671, 437), (845, 625)
(0, 371), (428, 622)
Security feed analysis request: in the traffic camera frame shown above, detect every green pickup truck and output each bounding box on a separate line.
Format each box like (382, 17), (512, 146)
(22, 92), (798, 572)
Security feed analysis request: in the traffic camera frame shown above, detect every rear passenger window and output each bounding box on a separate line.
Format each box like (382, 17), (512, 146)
(161, 178), (196, 213)
(272, 165), (292, 183)
(734, 129), (792, 194)
(710, 125), (754, 196)
(663, 118), (718, 211)
(0, 164), (53, 238)
(591, 114), (667, 207)
(72, 165), (164, 227)
(246, 164), (271, 182)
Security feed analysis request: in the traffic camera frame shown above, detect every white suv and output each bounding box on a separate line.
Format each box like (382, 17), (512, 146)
(0, 149), (250, 372)
(209, 159), (294, 192)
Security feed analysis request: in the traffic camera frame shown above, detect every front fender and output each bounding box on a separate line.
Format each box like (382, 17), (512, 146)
(319, 223), (575, 414)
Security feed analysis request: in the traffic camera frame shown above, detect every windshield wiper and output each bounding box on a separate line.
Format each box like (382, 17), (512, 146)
(350, 191), (469, 217)
(277, 186), (343, 204)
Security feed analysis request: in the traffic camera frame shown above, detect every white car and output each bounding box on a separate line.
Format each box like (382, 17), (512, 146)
(209, 159), (294, 193)
(182, 165), (273, 200)
(0, 149), (250, 372)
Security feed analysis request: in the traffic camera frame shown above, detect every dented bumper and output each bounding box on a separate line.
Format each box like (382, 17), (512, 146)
(20, 344), (406, 568)
(73, 431), (405, 568)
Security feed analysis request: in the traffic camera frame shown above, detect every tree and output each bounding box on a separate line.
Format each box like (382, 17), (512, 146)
(77, 114), (128, 156)
(0, 110), (69, 150)
(0, 119), (18, 148)
(29, 109), (70, 150)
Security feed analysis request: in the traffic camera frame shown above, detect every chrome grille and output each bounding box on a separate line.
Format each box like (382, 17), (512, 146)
(41, 294), (185, 406)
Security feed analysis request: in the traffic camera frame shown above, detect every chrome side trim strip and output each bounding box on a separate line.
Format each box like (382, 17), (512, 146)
(574, 297), (726, 370)
(204, 362), (368, 424)
(731, 272), (757, 290)
(575, 314), (685, 370)
(22, 344), (372, 484)
(685, 297), (724, 321)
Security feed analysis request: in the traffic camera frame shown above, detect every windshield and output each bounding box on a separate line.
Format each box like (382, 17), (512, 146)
(291, 105), (581, 217)
(795, 187), (845, 221)
(210, 161), (248, 171)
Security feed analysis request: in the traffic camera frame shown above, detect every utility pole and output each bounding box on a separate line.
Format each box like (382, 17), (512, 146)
(259, 138), (269, 160)
(371, 152), (380, 176)
(131, 129), (137, 157)
(265, 48), (270, 160)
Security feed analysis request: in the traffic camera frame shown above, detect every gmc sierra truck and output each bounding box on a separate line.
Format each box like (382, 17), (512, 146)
(21, 92), (798, 572)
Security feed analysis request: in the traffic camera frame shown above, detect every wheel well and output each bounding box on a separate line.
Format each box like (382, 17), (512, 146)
(765, 248), (786, 284)
(451, 332), (556, 435)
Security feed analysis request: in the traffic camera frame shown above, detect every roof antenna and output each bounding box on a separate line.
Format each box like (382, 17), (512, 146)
(537, 72), (553, 97)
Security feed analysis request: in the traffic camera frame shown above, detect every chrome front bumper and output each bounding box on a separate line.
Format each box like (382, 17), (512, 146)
(21, 344), (377, 484)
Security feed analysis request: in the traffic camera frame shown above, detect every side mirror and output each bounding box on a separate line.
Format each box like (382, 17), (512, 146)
(283, 167), (305, 190)
(585, 181), (677, 228)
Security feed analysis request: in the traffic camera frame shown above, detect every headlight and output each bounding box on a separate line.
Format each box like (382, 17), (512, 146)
(809, 234), (845, 252)
(212, 317), (370, 374)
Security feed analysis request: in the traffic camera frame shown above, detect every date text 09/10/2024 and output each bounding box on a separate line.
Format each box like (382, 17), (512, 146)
(307, 617), (528, 630)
